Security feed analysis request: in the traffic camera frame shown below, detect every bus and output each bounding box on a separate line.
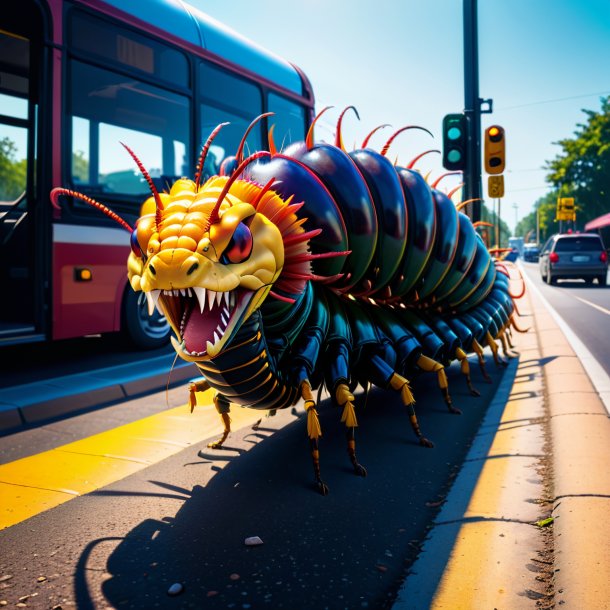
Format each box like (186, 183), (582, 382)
(0, 0), (314, 348)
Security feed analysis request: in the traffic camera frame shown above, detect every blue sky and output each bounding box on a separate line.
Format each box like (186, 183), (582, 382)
(191, 0), (610, 233)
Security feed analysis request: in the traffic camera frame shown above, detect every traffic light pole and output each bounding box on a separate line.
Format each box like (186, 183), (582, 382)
(463, 0), (482, 223)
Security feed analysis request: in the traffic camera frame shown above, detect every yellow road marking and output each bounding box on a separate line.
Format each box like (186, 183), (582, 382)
(571, 294), (610, 316)
(0, 390), (264, 530)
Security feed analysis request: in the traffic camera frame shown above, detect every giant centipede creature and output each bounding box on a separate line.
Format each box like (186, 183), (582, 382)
(52, 107), (525, 495)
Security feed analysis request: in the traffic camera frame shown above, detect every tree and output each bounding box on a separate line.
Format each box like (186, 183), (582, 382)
(515, 191), (558, 245)
(0, 137), (27, 202)
(545, 96), (610, 226)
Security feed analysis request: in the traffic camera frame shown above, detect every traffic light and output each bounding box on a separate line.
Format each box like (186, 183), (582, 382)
(484, 125), (505, 174)
(442, 113), (468, 171)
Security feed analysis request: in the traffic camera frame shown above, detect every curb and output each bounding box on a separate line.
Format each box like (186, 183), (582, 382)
(394, 272), (610, 608)
(526, 278), (610, 608)
(0, 356), (199, 434)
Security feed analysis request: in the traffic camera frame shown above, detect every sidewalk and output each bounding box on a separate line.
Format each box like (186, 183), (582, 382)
(394, 275), (610, 608)
(0, 355), (198, 433)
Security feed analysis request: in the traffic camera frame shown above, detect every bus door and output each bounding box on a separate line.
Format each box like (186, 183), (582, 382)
(0, 4), (48, 345)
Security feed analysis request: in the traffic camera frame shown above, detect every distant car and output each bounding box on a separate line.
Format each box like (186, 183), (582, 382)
(539, 233), (608, 286)
(523, 244), (540, 262)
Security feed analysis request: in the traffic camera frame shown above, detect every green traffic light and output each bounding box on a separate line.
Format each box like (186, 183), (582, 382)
(447, 126), (463, 140)
(447, 149), (462, 163)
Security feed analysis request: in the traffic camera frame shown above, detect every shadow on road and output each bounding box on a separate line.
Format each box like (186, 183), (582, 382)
(75, 364), (508, 610)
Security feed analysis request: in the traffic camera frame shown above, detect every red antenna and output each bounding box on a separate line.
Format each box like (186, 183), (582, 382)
(195, 122), (229, 189)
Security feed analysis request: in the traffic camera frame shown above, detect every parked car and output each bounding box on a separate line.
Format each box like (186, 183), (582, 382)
(539, 233), (608, 285)
(523, 244), (540, 262)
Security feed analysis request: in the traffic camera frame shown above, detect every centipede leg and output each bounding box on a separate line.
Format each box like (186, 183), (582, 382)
(389, 373), (433, 448)
(505, 326), (515, 349)
(188, 378), (211, 412)
(301, 380), (328, 495)
(207, 393), (231, 449)
(417, 354), (461, 414)
(486, 331), (507, 367)
(498, 329), (514, 358)
(472, 338), (493, 383)
(455, 347), (480, 397)
(336, 383), (366, 476)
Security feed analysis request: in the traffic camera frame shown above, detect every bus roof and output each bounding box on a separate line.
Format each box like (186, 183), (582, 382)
(98, 0), (305, 96)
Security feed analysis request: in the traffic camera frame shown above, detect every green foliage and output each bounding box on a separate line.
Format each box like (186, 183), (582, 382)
(515, 191), (559, 245)
(0, 137), (27, 202)
(545, 95), (610, 227)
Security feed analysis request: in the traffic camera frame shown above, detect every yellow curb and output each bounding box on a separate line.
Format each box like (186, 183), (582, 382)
(0, 389), (264, 530)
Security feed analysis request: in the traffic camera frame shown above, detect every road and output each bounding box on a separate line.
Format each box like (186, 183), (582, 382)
(520, 261), (610, 378)
(0, 356), (507, 609)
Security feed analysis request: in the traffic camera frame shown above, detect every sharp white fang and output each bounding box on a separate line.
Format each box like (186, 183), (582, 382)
(146, 292), (155, 316)
(187, 287), (192, 297)
(216, 324), (224, 335)
(180, 288), (186, 296)
(207, 289), (215, 310)
(213, 330), (219, 345)
(229, 292), (235, 308)
(193, 287), (206, 313)
(216, 291), (222, 307)
(224, 291), (230, 307)
(221, 313), (228, 326)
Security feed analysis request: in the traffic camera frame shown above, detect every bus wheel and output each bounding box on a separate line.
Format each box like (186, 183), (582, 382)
(122, 288), (171, 349)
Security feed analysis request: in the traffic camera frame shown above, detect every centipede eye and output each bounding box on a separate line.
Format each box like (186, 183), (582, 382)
(221, 222), (253, 264)
(130, 228), (146, 260)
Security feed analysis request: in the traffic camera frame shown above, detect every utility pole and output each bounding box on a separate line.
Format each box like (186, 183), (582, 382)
(463, 0), (482, 223)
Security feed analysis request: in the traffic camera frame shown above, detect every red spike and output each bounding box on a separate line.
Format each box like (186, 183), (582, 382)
(268, 124), (277, 155)
(381, 125), (433, 157)
(251, 178), (277, 209)
(456, 197), (481, 211)
(282, 228), (322, 245)
(407, 149), (440, 169)
(207, 151), (271, 229)
(236, 112), (274, 164)
(361, 124), (391, 149)
(509, 282), (526, 299)
(334, 105), (360, 151)
(51, 188), (133, 233)
(195, 122), (229, 189)
(447, 183), (465, 200)
(269, 290), (297, 304)
(290, 250), (351, 263)
(431, 171), (462, 189)
(120, 143), (164, 228)
(306, 106), (333, 150)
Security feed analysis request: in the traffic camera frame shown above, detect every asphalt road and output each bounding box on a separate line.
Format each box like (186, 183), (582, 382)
(0, 360), (507, 609)
(521, 261), (610, 377)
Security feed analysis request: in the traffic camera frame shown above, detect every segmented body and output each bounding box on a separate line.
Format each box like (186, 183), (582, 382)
(51, 112), (523, 493)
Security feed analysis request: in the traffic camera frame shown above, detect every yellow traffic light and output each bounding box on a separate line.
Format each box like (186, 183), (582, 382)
(484, 125), (505, 174)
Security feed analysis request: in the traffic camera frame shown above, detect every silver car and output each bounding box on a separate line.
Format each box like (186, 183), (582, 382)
(539, 233), (608, 286)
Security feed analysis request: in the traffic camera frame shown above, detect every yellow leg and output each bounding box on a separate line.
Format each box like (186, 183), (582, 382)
(472, 338), (492, 383)
(486, 331), (507, 367)
(417, 354), (461, 414)
(455, 347), (481, 397)
(389, 373), (433, 448)
(188, 378), (211, 413)
(336, 384), (366, 477)
(301, 380), (328, 495)
(207, 393), (231, 449)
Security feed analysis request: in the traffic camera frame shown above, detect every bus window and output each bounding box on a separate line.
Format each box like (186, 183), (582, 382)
(69, 10), (189, 89)
(267, 93), (306, 150)
(68, 60), (190, 202)
(199, 61), (263, 178)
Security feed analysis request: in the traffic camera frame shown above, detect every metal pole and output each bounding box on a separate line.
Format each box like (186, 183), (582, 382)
(536, 208), (540, 245)
(463, 0), (482, 223)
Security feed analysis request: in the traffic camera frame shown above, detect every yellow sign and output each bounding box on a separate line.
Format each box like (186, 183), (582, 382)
(556, 197), (576, 221)
(488, 175), (504, 198)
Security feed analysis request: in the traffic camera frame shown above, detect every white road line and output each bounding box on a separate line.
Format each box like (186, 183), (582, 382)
(523, 268), (610, 417)
(571, 294), (610, 316)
